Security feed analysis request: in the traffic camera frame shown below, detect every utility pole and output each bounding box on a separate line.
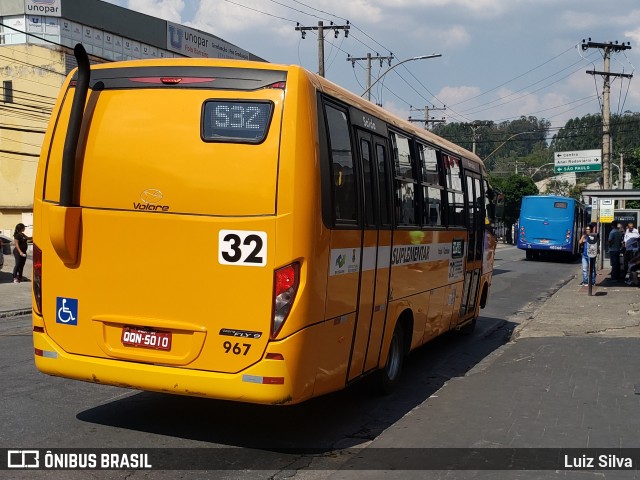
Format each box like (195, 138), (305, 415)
(296, 21), (350, 77)
(620, 152), (626, 208)
(347, 53), (393, 101)
(467, 121), (492, 155)
(582, 38), (632, 190)
(408, 105), (446, 129)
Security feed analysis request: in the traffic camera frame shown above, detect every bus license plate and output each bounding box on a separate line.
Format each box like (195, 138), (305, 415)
(121, 327), (172, 351)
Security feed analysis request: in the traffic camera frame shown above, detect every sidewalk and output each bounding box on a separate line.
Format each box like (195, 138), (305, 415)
(330, 261), (640, 477)
(0, 248), (33, 318)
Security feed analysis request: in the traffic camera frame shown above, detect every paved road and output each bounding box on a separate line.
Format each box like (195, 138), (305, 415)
(0, 244), (584, 479)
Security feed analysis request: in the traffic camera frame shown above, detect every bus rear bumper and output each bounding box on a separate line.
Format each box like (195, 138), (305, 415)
(517, 242), (571, 252)
(33, 330), (298, 405)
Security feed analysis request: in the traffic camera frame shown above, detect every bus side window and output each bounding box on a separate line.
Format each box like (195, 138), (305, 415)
(417, 143), (443, 227)
(390, 131), (418, 226)
(484, 180), (496, 228)
(376, 143), (392, 227)
(325, 105), (357, 224)
(443, 154), (465, 227)
(474, 176), (483, 258)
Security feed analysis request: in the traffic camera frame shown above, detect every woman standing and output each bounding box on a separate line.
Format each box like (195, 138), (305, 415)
(578, 225), (596, 286)
(12, 223), (28, 283)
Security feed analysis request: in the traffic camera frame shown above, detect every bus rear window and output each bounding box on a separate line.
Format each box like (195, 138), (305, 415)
(554, 202), (568, 209)
(202, 101), (273, 143)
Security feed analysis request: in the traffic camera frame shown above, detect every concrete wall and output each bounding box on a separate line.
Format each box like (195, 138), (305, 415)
(0, 44), (65, 233)
(0, 0), (264, 234)
(0, 0), (25, 16)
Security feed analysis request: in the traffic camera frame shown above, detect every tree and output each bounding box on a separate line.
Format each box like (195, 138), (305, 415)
(544, 179), (572, 197)
(434, 112), (640, 188)
(490, 174), (539, 236)
(623, 147), (640, 209)
(432, 116), (549, 162)
(542, 180), (584, 201)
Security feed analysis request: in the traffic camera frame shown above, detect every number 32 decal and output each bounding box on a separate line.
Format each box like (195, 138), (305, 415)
(219, 230), (267, 266)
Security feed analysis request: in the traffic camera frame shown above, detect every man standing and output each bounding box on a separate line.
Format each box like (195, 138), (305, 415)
(623, 222), (640, 276)
(608, 220), (624, 281)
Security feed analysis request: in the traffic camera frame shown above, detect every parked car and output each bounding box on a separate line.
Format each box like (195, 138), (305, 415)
(0, 235), (10, 255)
(0, 235), (8, 270)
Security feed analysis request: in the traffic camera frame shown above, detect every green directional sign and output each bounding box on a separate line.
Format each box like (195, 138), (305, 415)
(554, 149), (601, 174)
(554, 164), (602, 173)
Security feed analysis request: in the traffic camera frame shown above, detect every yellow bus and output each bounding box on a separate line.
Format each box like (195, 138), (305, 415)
(32, 44), (497, 405)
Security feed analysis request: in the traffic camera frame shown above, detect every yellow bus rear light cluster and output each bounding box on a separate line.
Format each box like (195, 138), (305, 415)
(33, 243), (43, 315)
(271, 262), (300, 339)
(34, 348), (57, 359)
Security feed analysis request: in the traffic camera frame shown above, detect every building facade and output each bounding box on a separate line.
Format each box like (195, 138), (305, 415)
(0, 0), (264, 236)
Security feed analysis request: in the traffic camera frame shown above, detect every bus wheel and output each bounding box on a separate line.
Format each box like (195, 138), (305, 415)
(376, 321), (405, 394)
(526, 250), (534, 260)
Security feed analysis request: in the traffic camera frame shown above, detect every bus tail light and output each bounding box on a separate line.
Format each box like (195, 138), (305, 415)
(33, 243), (42, 315)
(565, 229), (571, 242)
(520, 227), (526, 242)
(271, 262), (300, 339)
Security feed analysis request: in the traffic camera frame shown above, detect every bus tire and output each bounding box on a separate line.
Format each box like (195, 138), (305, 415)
(376, 321), (405, 394)
(526, 250), (534, 260)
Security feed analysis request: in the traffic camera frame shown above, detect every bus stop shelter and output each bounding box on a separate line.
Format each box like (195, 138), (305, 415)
(581, 189), (640, 270)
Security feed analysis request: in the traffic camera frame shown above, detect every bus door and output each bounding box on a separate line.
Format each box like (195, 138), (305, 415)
(348, 130), (392, 381)
(459, 171), (484, 320)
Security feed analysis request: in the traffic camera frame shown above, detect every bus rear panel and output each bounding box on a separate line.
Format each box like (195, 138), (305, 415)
(517, 195), (585, 260)
(33, 56), (330, 404)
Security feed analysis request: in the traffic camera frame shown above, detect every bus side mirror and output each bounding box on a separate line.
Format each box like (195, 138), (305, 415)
(486, 203), (496, 224)
(495, 194), (505, 221)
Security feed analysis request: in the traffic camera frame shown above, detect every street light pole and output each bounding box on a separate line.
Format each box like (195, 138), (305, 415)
(530, 162), (555, 178)
(360, 54), (442, 99)
(482, 131), (535, 163)
(609, 162), (626, 206)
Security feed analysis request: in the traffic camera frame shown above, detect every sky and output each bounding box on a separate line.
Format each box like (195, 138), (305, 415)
(101, 0), (640, 137)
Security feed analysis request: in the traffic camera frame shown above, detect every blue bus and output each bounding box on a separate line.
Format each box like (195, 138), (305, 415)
(517, 195), (587, 260)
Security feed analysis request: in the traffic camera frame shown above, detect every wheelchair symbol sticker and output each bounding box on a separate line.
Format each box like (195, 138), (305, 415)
(56, 297), (78, 325)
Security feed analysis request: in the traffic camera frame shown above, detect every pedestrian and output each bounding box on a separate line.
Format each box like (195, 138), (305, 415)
(623, 222), (640, 275)
(625, 249), (640, 286)
(608, 219), (623, 281)
(578, 225), (596, 286)
(12, 223), (28, 283)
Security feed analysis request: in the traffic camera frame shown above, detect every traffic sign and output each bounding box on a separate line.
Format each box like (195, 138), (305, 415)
(554, 164), (601, 173)
(600, 199), (614, 223)
(554, 149), (602, 173)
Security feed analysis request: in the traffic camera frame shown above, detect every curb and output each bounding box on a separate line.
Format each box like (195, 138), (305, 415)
(510, 273), (576, 342)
